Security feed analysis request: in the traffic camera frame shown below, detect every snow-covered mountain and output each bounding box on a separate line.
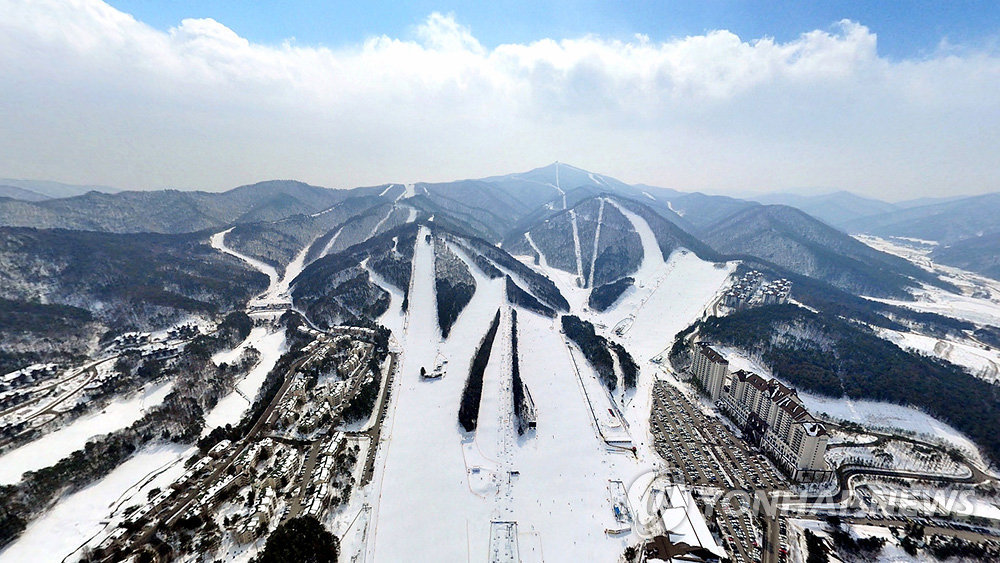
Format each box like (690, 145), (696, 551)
(6, 163), (1000, 562)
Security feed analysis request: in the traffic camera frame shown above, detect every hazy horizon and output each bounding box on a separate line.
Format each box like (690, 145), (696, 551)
(0, 164), (985, 205)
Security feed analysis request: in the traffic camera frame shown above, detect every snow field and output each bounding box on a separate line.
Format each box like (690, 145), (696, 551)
(801, 392), (988, 468)
(369, 227), (506, 561)
(0, 443), (192, 562)
(363, 207), (737, 560)
(202, 327), (287, 434)
(858, 235), (1000, 327)
(509, 309), (640, 561)
(0, 380), (175, 485)
(875, 327), (999, 382)
(508, 204), (735, 556)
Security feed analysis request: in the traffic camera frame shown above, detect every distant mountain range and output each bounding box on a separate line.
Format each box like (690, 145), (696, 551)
(1, 163), (998, 317)
(5, 161), (1000, 491)
(0, 178), (119, 200)
(750, 191), (898, 228)
(839, 192), (1000, 244)
(0, 180), (351, 233)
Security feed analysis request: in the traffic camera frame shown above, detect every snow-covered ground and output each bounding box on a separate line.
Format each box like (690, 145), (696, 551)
(368, 227), (508, 561)
(714, 346), (989, 468)
(202, 327), (287, 434)
(802, 392), (987, 468)
(0, 380), (174, 485)
(317, 197), (736, 560)
(210, 228), (279, 293)
(875, 327), (999, 382)
(873, 284), (1000, 328)
(0, 443), (192, 562)
(360, 218), (727, 561)
(513, 204), (732, 556)
(858, 235), (1000, 327)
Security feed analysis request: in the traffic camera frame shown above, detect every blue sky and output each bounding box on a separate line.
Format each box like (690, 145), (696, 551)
(2, 0), (999, 197)
(108, 0), (999, 58)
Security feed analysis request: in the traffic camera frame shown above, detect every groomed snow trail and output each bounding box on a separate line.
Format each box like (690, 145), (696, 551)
(201, 327), (287, 434)
(368, 207), (395, 239)
(510, 309), (639, 561)
(320, 226), (344, 258)
(210, 228), (279, 295)
(587, 198), (606, 288)
(523, 232), (549, 270)
(569, 209), (584, 281)
(272, 238), (314, 298)
(0, 381), (175, 485)
(370, 228), (506, 561)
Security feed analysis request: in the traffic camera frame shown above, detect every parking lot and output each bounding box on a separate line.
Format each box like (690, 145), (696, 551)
(650, 381), (789, 563)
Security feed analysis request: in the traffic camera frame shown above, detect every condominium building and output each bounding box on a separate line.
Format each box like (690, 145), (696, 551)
(691, 342), (729, 402)
(719, 370), (830, 481)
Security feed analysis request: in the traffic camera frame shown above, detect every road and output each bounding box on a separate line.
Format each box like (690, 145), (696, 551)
(358, 351), (397, 486)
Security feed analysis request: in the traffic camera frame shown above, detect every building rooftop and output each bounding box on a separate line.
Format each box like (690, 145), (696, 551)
(696, 343), (729, 365)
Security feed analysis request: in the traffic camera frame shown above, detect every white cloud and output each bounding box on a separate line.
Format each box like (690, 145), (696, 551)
(0, 0), (998, 199)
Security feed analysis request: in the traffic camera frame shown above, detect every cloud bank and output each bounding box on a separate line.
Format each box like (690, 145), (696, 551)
(1, 0), (998, 198)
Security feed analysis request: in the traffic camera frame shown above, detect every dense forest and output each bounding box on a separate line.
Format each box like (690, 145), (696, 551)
(588, 277), (633, 312)
(434, 239), (477, 338)
(0, 227), (268, 328)
(693, 304), (1000, 463)
(510, 310), (534, 436)
(458, 310), (502, 432)
(506, 276), (555, 318)
(561, 315), (617, 391)
(609, 341), (639, 389)
(259, 515), (339, 563)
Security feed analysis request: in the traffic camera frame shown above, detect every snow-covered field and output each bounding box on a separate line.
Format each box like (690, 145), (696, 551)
(858, 235), (1000, 327)
(0, 443), (192, 562)
(357, 212), (735, 561)
(0, 380), (174, 485)
(715, 346), (989, 468)
(875, 327), (999, 382)
(368, 228), (507, 561)
(203, 327), (287, 433)
(874, 285), (1000, 328)
(804, 393), (986, 467)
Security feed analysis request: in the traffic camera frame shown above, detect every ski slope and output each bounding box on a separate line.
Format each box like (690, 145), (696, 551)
(587, 198), (606, 288)
(202, 327), (287, 433)
(0, 443), (192, 562)
(0, 381), (175, 485)
(368, 227), (507, 561)
(210, 228), (278, 289)
(569, 208), (584, 281)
